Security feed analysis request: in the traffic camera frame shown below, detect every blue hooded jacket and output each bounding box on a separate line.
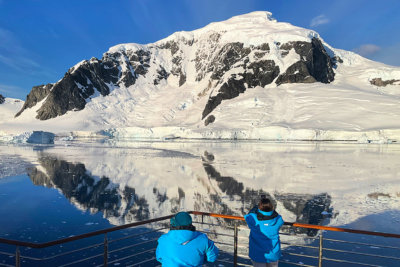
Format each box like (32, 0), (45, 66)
(244, 208), (284, 263)
(156, 229), (219, 266)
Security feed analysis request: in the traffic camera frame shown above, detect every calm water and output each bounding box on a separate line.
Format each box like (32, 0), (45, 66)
(1, 141), (400, 265)
(0, 175), (112, 241)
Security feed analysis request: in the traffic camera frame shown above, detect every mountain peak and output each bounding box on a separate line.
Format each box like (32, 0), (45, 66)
(106, 11), (318, 55)
(224, 11), (276, 23)
(155, 11), (319, 48)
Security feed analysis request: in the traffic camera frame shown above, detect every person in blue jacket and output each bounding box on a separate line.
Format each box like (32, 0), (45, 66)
(245, 197), (284, 267)
(156, 211), (219, 266)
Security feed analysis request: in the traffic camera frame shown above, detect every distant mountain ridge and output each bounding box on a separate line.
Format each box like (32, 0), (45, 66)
(28, 153), (332, 229)
(3, 11), (400, 141)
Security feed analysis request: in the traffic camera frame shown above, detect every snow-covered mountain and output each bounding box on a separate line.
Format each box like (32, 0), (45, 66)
(2, 11), (400, 141)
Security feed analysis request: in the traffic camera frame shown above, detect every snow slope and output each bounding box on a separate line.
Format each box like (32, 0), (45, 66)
(1, 11), (400, 142)
(0, 98), (23, 124)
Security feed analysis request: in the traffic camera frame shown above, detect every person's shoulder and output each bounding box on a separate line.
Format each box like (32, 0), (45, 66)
(275, 213), (284, 226)
(195, 231), (209, 239)
(245, 212), (257, 220)
(194, 231), (213, 244)
(158, 232), (171, 243)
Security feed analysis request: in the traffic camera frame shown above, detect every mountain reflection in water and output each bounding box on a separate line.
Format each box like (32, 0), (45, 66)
(2, 142), (400, 235)
(28, 152), (332, 235)
(29, 156), (150, 222)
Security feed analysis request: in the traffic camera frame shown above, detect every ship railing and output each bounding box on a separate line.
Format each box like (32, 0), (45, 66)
(0, 211), (399, 266)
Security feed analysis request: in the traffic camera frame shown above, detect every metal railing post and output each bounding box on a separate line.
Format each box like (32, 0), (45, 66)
(15, 246), (20, 267)
(318, 232), (323, 267)
(104, 234), (108, 267)
(234, 222), (238, 267)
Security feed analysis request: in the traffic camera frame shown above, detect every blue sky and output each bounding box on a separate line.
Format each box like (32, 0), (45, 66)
(0, 0), (399, 99)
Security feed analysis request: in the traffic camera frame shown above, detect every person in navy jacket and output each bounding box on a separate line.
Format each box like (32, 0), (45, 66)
(156, 211), (219, 266)
(245, 198), (284, 267)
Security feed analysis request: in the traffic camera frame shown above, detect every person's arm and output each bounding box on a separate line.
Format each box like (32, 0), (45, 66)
(245, 212), (257, 230)
(277, 215), (284, 230)
(155, 239), (163, 263)
(205, 238), (219, 262)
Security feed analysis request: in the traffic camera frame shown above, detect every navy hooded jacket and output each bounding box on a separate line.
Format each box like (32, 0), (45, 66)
(156, 229), (219, 266)
(245, 208), (284, 263)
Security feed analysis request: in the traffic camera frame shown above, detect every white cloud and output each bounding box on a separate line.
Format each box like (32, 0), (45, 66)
(369, 43), (400, 67)
(352, 43), (400, 67)
(353, 44), (381, 57)
(310, 14), (330, 27)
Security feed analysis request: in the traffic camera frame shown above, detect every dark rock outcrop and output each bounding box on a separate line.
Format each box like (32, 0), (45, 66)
(276, 38), (335, 85)
(34, 58), (120, 120)
(202, 78), (247, 119)
(0, 94), (4, 104)
(309, 38), (336, 83)
(154, 67), (169, 85)
(15, 84), (52, 117)
(202, 59), (280, 119)
(209, 42), (251, 81)
(161, 40), (180, 55)
(18, 49), (151, 120)
(370, 78), (400, 87)
(276, 61), (317, 84)
(331, 56), (343, 65)
(244, 60), (280, 87)
(202, 38), (335, 119)
(204, 115), (215, 126)
(194, 32), (222, 82)
(171, 54), (186, 87)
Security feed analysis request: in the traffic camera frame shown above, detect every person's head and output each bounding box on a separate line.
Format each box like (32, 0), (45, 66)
(258, 198), (274, 212)
(170, 212), (196, 231)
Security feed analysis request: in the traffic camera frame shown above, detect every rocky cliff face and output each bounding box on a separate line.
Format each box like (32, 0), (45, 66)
(0, 94), (4, 104)
(201, 37), (335, 119)
(16, 51), (146, 120)
(15, 84), (52, 117)
(16, 12), (337, 123)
